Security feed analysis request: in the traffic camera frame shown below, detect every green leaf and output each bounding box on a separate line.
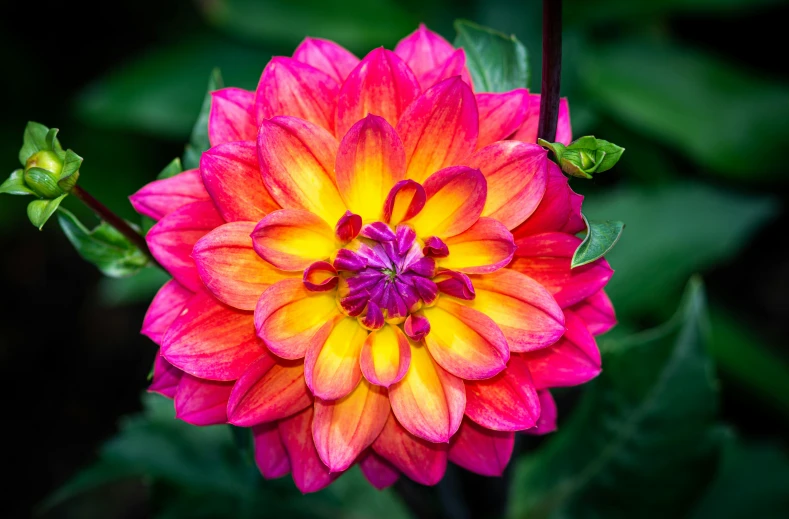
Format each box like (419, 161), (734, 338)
(183, 69), (224, 170)
(57, 149), (83, 192)
(57, 208), (149, 277)
(509, 279), (724, 519)
(571, 215), (624, 268)
(453, 20), (529, 93)
(157, 157), (184, 180)
(27, 194), (67, 229)
(18, 121), (56, 165)
(0, 169), (36, 196)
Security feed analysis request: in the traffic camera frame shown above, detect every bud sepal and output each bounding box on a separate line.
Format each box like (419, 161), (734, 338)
(539, 135), (625, 179)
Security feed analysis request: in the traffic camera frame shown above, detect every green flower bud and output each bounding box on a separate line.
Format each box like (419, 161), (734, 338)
(24, 151), (65, 198)
(538, 136), (625, 179)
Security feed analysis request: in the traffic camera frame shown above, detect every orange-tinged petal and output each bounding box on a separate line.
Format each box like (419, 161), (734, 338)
(305, 317), (368, 400)
(253, 422), (290, 479)
(448, 418), (514, 476)
(174, 374), (233, 426)
(423, 298), (509, 380)
(257, 116), (345, 225)
(193, 222), (296, 311)
(513, 160), (585, 236)
(465, 141), (548, 230)
(208, 87), (256, 147)
(335, 115), (407, 222)
(251, 209), (337, 271)
(405, 166), (486, 239)
(372, 412), (448, 486)
(255, 279), (341, 360)
(360, 323), (411, 387)
(441, 217), (515, 274)
(475, 90), (530, 149)
(279, 407), (338, 493)
(335, 48), (421, 137)
(292, 37), (360, 84)
(313, 379), (390, 472)
(389, 341), (465, 443)
(142, 280), (194, 346)
(397, 77), (479, 183)
(466, 269), (565, 352)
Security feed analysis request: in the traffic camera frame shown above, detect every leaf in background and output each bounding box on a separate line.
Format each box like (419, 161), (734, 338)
(580, 40), (789, 180)
(509, 278), (723, 519)
(183, 69), (224, 170)
(27, 194), (67, 230)
(453, 20), (529, 93)
(571, 216), (624, 268)
(565, 0), (784, 26)
(98, 267), (172, 306)
(57, 208), (149, 277)
(581, 182), (778, 317)
(158, 157), (184, 180)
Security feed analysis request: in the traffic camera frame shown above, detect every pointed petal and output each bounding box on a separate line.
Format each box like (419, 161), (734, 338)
(251, 209), (337, 271)
(466, 269), (565, 352)
(389, 341), (465, 443)
(336, 48), (421, 137)
(465, 354), (541, 431)
(193, 222), (296, 311)
(397, 77), (479, 183)
(569, 289), (617, 336)
(130, 169), (210, 221)
(148, 354), (183, 399)
(475, 90), (530, 149)
(372, 412), (448, 486)
(142, 280), (194, 345)
(146, 201), (224, 292)
(293, 37), (360, 83)
(313, 380), (390, 472)
(406, 166), (486, 239)
(255, 279), (341, 360)
(510, 232), (614, 307)
(279, 407), (338, 492)
(161, 292), (263, 381)
(441, 217), (515, 274)
(523, 310), (601, 389)
(512, 95), (572, 145)
(360, 323), (411, 387)
(201, 141), (279, 222)
(524, 389), (557, 435)
(174, 374), (233, 426)
(304, 317), (368, 400)
(513, 161), (584, 236)
(419, 48), (473, 90)
(253, 422), (291, 479)
(466, 141), (548, 230)
(394, 24), (456, 83)
(448, 419), (514, 476)
(208, 87), (257, 147)
(255, 57), (339, 132)
(335, 115), (407, 221)
(359, 451), (399, 489)
(257, 116), (346, 226)
(227, 353), (312, 426)
(422, 298), (510, 380)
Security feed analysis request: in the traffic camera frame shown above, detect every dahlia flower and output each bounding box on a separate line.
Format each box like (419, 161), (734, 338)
(131, 24), (615, 493)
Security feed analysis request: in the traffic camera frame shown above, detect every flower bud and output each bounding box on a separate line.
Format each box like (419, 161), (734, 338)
(539, 136), (625, 179)
(24, 151), (65, 198)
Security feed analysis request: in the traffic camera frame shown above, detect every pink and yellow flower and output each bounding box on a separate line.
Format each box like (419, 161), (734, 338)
(132, 24), (614, 492)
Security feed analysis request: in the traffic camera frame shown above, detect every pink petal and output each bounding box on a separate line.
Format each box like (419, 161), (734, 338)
(448, 419), (514, 476)
(129, 169), (210, 221)
(524, 389), (557, 435)
(441, 217), (516, 274)
(253, 422), (291, 479)
(394, 24), (457, 85)
(148, 353), (183, 399)
(383, 179), (426, 225)
(208, 87), (257, 147)
(373, 412), (448, 486)
(142, 280), (194, 345)
(475, 90), (530, 149)
(174, 374), (233, 426)
(359, 451), (400, 489)
(512, 94), (572, 145)
(292, 37), (360, 84)
(569, 289), (617, 336)
(418, 48), (473, 90)
(513, 161), (584, 236)
(279, 407), (338, 493)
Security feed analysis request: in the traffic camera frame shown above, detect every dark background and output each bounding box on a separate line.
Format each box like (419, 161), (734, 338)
(2, 1), (788, 518)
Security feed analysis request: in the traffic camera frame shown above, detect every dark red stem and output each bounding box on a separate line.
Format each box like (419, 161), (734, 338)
(537, 0), (562, 143)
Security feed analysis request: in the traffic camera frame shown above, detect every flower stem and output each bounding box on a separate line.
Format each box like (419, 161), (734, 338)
(537, 0), (563, 143)
(71, 185), (158, 265)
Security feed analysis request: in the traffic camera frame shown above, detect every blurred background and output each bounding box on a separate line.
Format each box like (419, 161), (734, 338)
(2, 0), (788, 518)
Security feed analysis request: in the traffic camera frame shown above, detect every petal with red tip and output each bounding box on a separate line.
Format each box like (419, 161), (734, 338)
(524, 389), (557, 435)
(395, 24), (456, 84)
(465, 354), (541, 431)
(146, 201), (224, 292)
(466, 269), (565, 352)
(513, 95), (572, 145)
(255, 57), (339, 132)
(174, 374), (233, 426)
(251, 209), (337, 271)
(200, 141), (279, 222)
(359, 451), (399, 489)
(397, 77), (479, 183)
(255, 279), (341, 360)
(208, 87), (257, 147)
(313, 379), (390, 472)
(335, 115), (407, 221)
(162, 292), (263, 381)
(227, 353), (312, 426)
(513, 161), (584, 236)
(253, 422), (290, 479)
(389, 341), (465, 443)
(292, 37), (360, 84)
(383, 180), (426, 225)
(130, 169), (210, 221)
(193, 222), (296, 311)
(419, 48), (473, 90)
(142, 280), (193, 345)
(475, 90), (530, 149)
(304, 317), (368, 400)
(279, 407), (338, 493)
(466, 141), (548, 230)
(448, 419), (514, 476)
(569, 289), (617, 336)
(257, 116), (346, 226)
(422, 298), (510, 380)
(336, 49), (421, 137)
(523, 310), (602, 389)
(361, 323), (411, 387)
(149, 354), (183, 399)
(511, 232), (614, 307)
(372, 412), (448, 486)
(441, 218), (515, 274)
(406, 166), (486, 239)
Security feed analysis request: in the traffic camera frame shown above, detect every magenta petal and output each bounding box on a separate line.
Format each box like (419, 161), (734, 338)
(148, 354), (183, 399)
(395, 24), (457, 85)
(404, 313), (430, 342)
(174, 374), (233, 426)
(292, 37), (360, 84)
(513, 95), (572, 146)
(279, 407), (338, 493)
(253, 422), (291, 479)
(142, 280), (194, 345)
(449, 419), (514, 476)
(569, 289), (617, 336)
(372, 412), (448, 486)
(435, 270), (476, 300)
(333, 249), (367, 272)
(513, 160), (585, 236)
(475, 89), (530, 149)
(360, 451), (400, 489)
(208, 87), (257, 147)
(524, 389), (557, 435)
(383, 179), (426, 225)
(302, 261), (339, 292)
(129, 169), (210, 222)
(423, 236), (449, 258)
(361, 301), (385, 331)
(418, 48), (472, 90)
(335, 211), (362, 242)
